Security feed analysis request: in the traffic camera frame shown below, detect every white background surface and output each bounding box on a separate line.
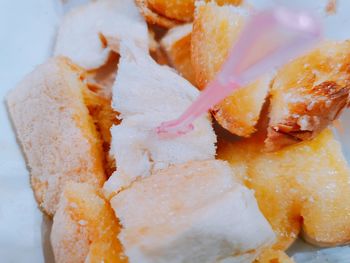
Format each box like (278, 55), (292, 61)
(0, 0), (350, 262)
(0, 1), (61, 262)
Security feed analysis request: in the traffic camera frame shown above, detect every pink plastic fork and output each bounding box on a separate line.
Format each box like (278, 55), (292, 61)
(156, 6), (322, 136)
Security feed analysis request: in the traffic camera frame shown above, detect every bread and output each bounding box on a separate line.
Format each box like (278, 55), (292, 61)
(146, 0), (194, 23)
(255, 249), (294, 263)
(54, 0), (148, 70)
(218, 129), (350, 249)
(135, 0), (182, 28)
(6, 57), (105, 215)
(103, 42), (216, 196)
(86, 52), (120, 100)
(191, 2), (271, 137)
(266, 41), (350, 151)
(148, 29), (169, 65)
(110, 160), (275, 263)
(51, 182), (125, 263)
(160, 23), (196, 85)
(83, 85), (119, 176)
(135, 0), (243, 28)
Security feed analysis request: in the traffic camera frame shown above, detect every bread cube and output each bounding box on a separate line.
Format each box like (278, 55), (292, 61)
(7, 57), (105, 215)
(110, 160), (275, 263)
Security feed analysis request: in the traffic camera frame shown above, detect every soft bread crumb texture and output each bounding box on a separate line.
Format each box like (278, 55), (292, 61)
(135, 0), (243, 28)
(266, 41), (350, 151)
(51, 182), (126, 263)
(103, 42), (216, 195)
(160, 23), (197, 85)
(54, 0), (148, 70)
(218, 129), (350, 249)
(192, 2), (271, 137)
(6, 57), (105, 215)
(111, 160), (275, 263)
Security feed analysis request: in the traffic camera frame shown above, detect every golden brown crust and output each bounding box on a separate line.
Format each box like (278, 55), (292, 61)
(191, 2), (246, 89)
(83, 85), (119, 177)
(219, 129), (350, 249)
(147, 0), (194, 22)
(302, 229), (350, 248)
(192, 2), (270, 137)
(135, 0), (182, 28)
(136, 0), (243, 28)
(266, 41), (350, 151)
(51, 182), (126, 263)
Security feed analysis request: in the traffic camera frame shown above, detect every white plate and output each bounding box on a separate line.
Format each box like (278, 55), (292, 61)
(0, 0), (349, 262)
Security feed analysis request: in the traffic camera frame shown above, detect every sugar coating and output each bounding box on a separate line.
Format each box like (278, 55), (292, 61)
(135, 0), (182, 29)
(54, 0), (148, 70)
(192, 2), (271, 137)
(219, 129), (350, 248)
(160, 23), (197, 85)
(111, 160), (275, 263)
(266, 40), (350, 151)
(6, 57), (105, 215)
(51, 184), (90, 263)
(51, 182), (126, 263)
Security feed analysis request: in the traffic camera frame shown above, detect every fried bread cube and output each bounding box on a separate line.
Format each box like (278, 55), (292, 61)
(135, 0), (243, 28)
(83, 85), (119, 177)
(86, 52), (120, 100)
(7, 57), (105, 215)
(191, 2), (271, 137)
(218, 129), (350, 249)
(266, 41), (350, 151)
(110, 160), (275, 263)
(160, 23), (196, 85)
(51, 182), (125, 263)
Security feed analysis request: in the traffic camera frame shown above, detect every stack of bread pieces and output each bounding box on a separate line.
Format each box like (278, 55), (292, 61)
(6, 0), (350, 262)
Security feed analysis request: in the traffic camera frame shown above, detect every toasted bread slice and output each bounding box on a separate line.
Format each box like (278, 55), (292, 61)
(54, 0), (148, 70)
(103, 42), (216, 195)
(135, 0), (243, 28)
(7, 57), (105, 215)
(192, 2), (271, 137)
(110, 160), (275, 263)
(160, 23), (196, 85)
(51, 182), (125, 263)
(218, 129), (350, 249)
(266, 41), (350, 151)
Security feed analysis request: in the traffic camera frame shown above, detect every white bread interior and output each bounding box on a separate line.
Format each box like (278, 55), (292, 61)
(111, 160), (275, 263)
(103, 42), (216, 196)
